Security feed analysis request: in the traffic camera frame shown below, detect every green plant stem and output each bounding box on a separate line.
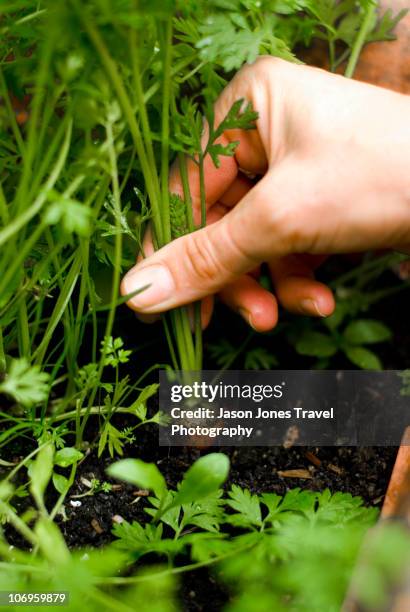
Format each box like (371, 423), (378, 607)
(181, 308), (196, 366)
(198, 153), (207, 228)
(328, 38), (336, 72)
(114, 54), (196, 168)
(76, 5), (200, 373)
(160, 27), (198, 371)
(49, 463), (77, 521)
(163, 316), (179, 371)
(160, 18), (173, 244)
(334, 48), (351, 71)
(5, 249), (74, 328)
(178, 153), (194, 231)
(0, 119), (73, 249)
(0, 66), (25, 157)
(8, 7), (47, 28)
(0, 221), (46, 299)
(0, 501), (38, 547)
(15, 33), (55, 214)
(35, 84), (66, 170)
(171, 310), (190, 370)
(69, 238), (91, 376)
(0, 562), (45, 573)
(331, 253), (403, 289)
(73, 3), (164, 246)
(0, 180), (9, 225)
(78, 121), (123, 445)
(5, 441), (50, 481)
(17, 299), (30, 360)
(345, 2), (377, 78)
(33, 250), (82, 366)
(99, 122), (124, 370)
(0, 326), (6, 373)
(119, 147), (136, 194)
(194, 305), (202, 370)
(88, 589), (135, 612)
(101, 543), (253, 585)
(179, 60), (206, 83)
(48, 406), (159, 424)
(128, 28), (161, 206)
(217, 331), (253, 376)
(29, 112), (74, 198)
(367, 279), (410, 305)
(179, 152), (203, 369)
(142, 54), (196, 103)
(82, 174), (111, 365)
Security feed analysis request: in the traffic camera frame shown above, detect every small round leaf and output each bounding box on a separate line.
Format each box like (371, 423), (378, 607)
(173, 453), (230, 506)
(107, 459), (166, 499)
(54, 447), (84, 468)
(344, 346), (382, 370)
(296, 331), (338, 358)
(343, 320), (392, 345)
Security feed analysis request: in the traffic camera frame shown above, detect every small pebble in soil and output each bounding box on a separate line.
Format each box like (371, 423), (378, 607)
(91, 518), (104, 534)
(112, 515), (124, 524)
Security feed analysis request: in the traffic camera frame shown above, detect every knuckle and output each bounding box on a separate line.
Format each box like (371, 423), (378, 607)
(182, 231), (225, 287)
(224, 221), (259, 270)
(237, 56), (277, 81)
(252, 55), (284, 77)
(253, 55), (279, 68)
(267, 203), (312, 255)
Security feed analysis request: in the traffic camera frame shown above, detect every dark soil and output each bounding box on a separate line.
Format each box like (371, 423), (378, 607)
(50, 426), (397, 551)
(3, 419), (398, 611)
(2, 261), (408, 611)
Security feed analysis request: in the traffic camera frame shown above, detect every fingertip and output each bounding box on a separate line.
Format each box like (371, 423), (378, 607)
(272, 273), (335, 318)
(241, 298), (278, 332)
(238, 291), (278, 332)
(299, 287), (335, 318)
(220, 274), (279, 333)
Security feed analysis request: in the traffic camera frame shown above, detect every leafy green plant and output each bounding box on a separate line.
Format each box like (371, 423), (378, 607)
(0, 358), (50, 408)
(107, 453), (410, 611)
(291, 251), (409, 369)
(208, 336), (279, 370)
(0, 0), (404, 409)
(68, 477), (113, 499)
(0, 4), (408, 609)
(295, 314), (392, 370)
(2, 451), (410, 611)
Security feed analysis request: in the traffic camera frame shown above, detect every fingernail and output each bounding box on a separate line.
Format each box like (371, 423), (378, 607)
(300, 298), (326, 317)
(239, 308), (256, 330)
(122, 265), (175, 312)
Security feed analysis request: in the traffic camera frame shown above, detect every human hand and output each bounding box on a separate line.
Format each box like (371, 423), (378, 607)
(122, 57), (410, 330)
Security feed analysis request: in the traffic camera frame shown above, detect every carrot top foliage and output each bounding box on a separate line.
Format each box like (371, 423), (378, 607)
(0, 0), (404, 409)
(0, 3), (409, 609)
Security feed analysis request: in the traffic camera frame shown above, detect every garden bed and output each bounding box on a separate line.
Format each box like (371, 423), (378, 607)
(3, 421), (398, 611)
(1, 2), (410, 611)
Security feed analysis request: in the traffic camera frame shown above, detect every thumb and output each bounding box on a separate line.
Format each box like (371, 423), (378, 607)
(121, 172), (296, 313)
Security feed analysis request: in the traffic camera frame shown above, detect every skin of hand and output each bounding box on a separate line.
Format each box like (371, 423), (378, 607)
(121, 56), (410, 331)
